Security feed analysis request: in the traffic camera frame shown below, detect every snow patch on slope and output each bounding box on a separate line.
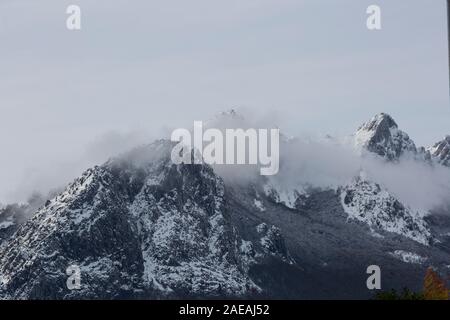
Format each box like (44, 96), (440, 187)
(263, 181), (307, 210)
(389, 250), (427, 264)
(256, 223), (295, 264)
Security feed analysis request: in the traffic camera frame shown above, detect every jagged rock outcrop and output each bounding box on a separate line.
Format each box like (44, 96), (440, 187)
(354, 113), (417, 160)
(0, 193), (49, 245)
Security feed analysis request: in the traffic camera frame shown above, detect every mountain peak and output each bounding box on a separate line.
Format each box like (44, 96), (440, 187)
(215, 109), (245, 121)
(428, 135), (450, 167)
(359, 113), (398, 133)
(220, 108), (238, 117)
(354, 113), (416, 160)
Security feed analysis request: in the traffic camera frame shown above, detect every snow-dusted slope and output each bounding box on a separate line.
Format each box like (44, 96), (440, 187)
(0, 112), (449, 299)
(0, 141), (280, 299)
(389, 250), (427, 265)
(0, 203), (40, 245)
(428, 136), (450, 167)
(341, 174), (431, 245)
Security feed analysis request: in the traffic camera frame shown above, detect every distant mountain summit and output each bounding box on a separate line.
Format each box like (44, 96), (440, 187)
(354, 113), (417, 160)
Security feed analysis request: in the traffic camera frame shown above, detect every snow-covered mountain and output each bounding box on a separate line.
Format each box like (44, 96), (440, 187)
(428, 136), (450, 167)
(354, 113), (417, 160)
(0, 141), (292, 299)
(341, 174), (431, 245)
(341, 113), (443, 246)
(0, 112), (449, 299)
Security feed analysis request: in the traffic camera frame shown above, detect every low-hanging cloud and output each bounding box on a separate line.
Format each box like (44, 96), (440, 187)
(275, 137), (450, 212)
(207, 111), (450, 213)
(1, 129), (156, 205)
(2, 109), (450, 216)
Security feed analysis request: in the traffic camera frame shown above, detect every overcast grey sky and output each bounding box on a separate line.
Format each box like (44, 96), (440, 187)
(0, 0), (449, 203)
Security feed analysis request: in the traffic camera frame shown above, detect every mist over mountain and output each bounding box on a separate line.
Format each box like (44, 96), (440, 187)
(205, 111), (450, 213)
(0, 111), (449, 299)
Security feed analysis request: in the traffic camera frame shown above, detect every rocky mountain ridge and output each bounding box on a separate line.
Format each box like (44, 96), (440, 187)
(0, 113), (449, 299)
